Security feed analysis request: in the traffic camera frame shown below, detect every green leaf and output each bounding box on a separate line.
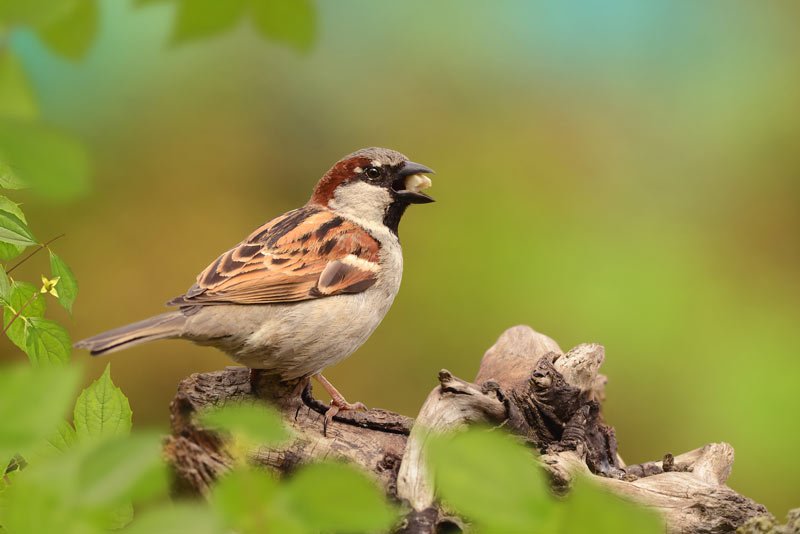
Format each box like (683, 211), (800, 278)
(49, 251), (78, 312)
(171, 0), (246, 44)
(281, 462), (397, 533)
(105, 503), (134, 531)
(559, 477), (663, 533)
(210, 468), (302, 534)
(0, 209), (37, 247)
(0, 434), (157, 534)
(123, 502), (223, 534)
(4, 281), (47, 318)
(0, 52), (38, 120)
(0, 0), (76, 27)
(428, 429), (556, 533)
(0, 196), (29, 260)
(25, 317), (72, 366)
(78, 433), (168, 508)
(0, 159), (27, 190)
(199, 400), (290, 446)
(74, 363), (133, 440)
(0, 466), (19, 521)
(0, 453), (85, 534)
(3, 281), (46, 352)
(0, 364), (81, 462)
(47, 420), (78, 453)
(38, 0), (99, 61)
(250, 0), (315, 52)
(0, 119), (90, 202)
(0, 267), (10, 302)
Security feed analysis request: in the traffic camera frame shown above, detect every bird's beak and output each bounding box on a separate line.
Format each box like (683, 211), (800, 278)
(393, 161), (435, 204)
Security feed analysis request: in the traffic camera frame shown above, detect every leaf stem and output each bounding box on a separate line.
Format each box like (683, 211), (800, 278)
(5, 233), (66, 275)
(2, 290), (38, 335)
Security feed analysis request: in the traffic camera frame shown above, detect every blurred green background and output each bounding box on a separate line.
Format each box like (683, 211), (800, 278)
(1, 0), (798, 516)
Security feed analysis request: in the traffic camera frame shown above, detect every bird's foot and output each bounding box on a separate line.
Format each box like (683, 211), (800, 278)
(323, 398), (368, 436)
(324, 398), (368, 419)
(313, 373), (367, 435)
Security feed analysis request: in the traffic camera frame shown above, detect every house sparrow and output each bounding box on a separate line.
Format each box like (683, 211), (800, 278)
(75, 147), (434, 425)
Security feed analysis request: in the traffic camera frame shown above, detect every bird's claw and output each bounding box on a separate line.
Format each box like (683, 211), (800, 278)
(322, 399), (367, 435)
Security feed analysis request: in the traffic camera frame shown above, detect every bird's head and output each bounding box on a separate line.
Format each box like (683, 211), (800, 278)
(309, 147), (434, 235)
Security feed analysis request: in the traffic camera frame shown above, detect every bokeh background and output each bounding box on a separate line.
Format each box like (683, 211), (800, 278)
(2, 0), (799, 516)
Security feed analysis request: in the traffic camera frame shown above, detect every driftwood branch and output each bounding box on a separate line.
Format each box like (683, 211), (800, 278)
(165, 325), (784, 533)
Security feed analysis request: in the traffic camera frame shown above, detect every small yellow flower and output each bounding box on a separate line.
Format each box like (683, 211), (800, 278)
(41, 275), (60, 298)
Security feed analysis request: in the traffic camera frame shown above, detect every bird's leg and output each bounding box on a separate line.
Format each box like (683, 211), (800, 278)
(313, 373), (367, 431)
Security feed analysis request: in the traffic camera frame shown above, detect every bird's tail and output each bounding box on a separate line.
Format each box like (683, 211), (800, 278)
(74, 311), (187, 356)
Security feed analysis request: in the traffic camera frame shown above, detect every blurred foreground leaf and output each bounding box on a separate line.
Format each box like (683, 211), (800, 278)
(0, 364), (80, 463)
(24, 316), (72, 366)
(78, 433), (168, 508)
(49, 251), (78, 312)
(0, 446), (88, 534)
(0, 52), (38, 120)
(123, 502), (224, 534)
(74, 363), (133, 440)
(211, 462), (395, 533)
(38, 0), (99, 61)
(200, 400), (290, 446)
(559, 477), (663, 533)
(0, 196), (29, 260)
(428, 429), (555, 533)
(105, 503), (135, 531)
(0, 433), (167, 534)
(210, 468), (296, 534)
(0, 120), (90, 201)
(281, 462), (397, 533)
(428, 428), (664, 533)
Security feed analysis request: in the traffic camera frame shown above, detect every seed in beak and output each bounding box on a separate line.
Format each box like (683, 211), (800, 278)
(404, 174), (432, 193)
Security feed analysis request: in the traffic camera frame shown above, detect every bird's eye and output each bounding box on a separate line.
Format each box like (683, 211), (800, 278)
(365, 166), (381, 180)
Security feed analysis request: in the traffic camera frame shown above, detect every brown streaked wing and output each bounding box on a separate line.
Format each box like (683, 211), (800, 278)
(167, 206), (381, 306)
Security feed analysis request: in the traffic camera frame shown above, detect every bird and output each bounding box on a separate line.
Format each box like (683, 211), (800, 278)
(75, 147), (434, 426)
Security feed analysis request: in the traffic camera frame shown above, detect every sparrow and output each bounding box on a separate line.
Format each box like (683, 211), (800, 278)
(75, 147), (434, 425)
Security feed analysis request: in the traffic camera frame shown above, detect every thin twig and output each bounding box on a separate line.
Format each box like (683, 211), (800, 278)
(5, 234), (66, 275)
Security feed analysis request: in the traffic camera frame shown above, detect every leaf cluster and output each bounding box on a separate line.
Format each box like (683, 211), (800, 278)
(1, 192), (77, 366)
(0, 363), (165, 534)
(1, 392), (398, 534)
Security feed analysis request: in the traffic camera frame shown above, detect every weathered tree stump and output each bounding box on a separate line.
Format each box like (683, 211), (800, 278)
(164, 325), (780, 533)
